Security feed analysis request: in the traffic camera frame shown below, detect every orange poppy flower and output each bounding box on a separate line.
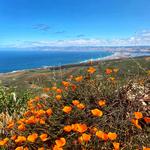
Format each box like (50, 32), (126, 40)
(134, 112), (143, 119)
(91, 109), (103, 117)
(26, 116), (37, 124)
(62, 81), (70, 87)
(43, 88), (50, 92)
(87, 67), (96, 74)
(7, 121), (14, 129)
(72, 100), (80, 106)
(38, 147), (45, 150)
(98, 100), (106, 107)
(71, 123), (79, 131)
(76, 124), (88, 133)
(27, 133), (38, 142)
(75, 76), (83, 82)
(90, 127), (98, 134)
(63, 125), (72, 132)
(71, 84), (77, 91)
(15, 136), (26, 143)
(144, 117), (150, 123)
(53, 145), (63, 150)
(102, 133), (108, 141)
(46, 108), (52, 116)
(143, 147), (150, 150)
(37, 103), (43, 109)
(17, 118), (26, 124)
(36, 109), (46, 116)
(76, 103), (85, 109)
(11, 135), (17, 140)
(24, 147), (29, 150)
(18, 123), (26, 131)
(39, 119), (45, 125)
(105, 68), (112, 75)
(99, 132), (108, 141)
(0, 138), (9, 146)
(96, 130), (103, 138)
(52, 86), (57, 90)
(55, 137), (66, 147)
(131, 119), (142, 129)
(96, 131), (108, 141)
(79, 133), (91, 142)
(56, 88), (62, 93)
(15, 147), (24, 150)
(93, 127), (98, 132)
(35, 96), (40, 101)
(29, 106), (36, 111)
(23, 111), (31, 117)
(40, 133), (48, 141)
(108, 132), (117, 140)
(24, 110), (31, 116)
(56, 95), (62, 101)
(62, 106), (72, 114)
(113, 142), (120, 150)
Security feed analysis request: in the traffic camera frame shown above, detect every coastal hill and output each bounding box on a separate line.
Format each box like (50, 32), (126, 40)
(0, 56), (150, 93)
(0, 56), (150, 149)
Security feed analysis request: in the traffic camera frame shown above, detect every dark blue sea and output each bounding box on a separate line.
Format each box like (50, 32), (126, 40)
(0, 50), (113, 73)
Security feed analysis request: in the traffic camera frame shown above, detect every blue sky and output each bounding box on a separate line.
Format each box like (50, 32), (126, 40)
(0, 0), (150, 47)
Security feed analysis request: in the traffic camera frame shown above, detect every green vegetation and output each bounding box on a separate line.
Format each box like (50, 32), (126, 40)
(0, 56), (149, 150)
(0, 86), (32, 116)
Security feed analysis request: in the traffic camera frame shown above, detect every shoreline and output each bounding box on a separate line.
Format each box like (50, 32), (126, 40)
(0, 52), (150, 75)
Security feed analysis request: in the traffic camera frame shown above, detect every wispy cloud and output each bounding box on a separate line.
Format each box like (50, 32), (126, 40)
(32, 24), (67, 35)
(2, 30), (150, 48)
(54, 30), (66, 34)
(32, 24), (51, 31)
(76, 34), (86, 38)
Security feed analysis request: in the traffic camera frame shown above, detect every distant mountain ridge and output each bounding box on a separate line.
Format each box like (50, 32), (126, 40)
(0, 46), (150, 52)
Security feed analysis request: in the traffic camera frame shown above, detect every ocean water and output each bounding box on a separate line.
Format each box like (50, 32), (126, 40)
(0, 50), (113, 73)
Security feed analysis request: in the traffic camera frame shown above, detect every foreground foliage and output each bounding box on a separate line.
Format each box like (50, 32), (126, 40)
(0, 64), (150, 150)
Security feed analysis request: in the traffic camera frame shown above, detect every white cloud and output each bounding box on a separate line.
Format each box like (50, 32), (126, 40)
(32, 24), (51, 31)
(2, 30), (150, 48)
